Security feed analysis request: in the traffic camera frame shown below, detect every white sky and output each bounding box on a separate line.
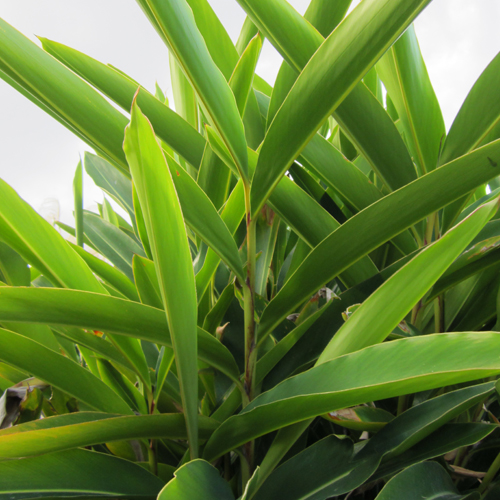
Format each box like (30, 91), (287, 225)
(0, 0), (499, 224)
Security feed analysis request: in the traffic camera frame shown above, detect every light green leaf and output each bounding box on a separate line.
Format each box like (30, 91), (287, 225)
(0, 179), (105, 292)
(377, 25), (445, 174)
(318, 198), (498, 362)
(124, 101), (200, 458)
(138, 0), (248, 181)
(0, 448), (164, 498)
(258, 139), (500, 341)
(0, 412), (218, 460)
(73, 160), (84, 247)
(229, 33), (262, 117)
(169, 53), (198, 131)
(204, 333), (500, 460)
(440, 51), (500, 166)
(158, 459), (234, 500)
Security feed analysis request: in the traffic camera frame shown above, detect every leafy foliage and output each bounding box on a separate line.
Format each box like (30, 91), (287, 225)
(1, 1), (500, 499)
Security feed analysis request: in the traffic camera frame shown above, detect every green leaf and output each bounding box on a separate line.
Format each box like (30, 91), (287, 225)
(164, 152), (245, 283)
(0, 179), (105, 292)
(0, 19), (129, 171)
(197, 144), (232, 211)
(229, 33), (262, 117)
(139, 0), (248, 181)
(0, 327), (132, 415)
(0, 242), (29, 286)
(250, 0), (431, 214)
(84, 152), (135, 220)
(253, 435), (378, 500)
(70, 243), (139, 301)
(374, 423), (496, 481)
(73, 160), (84, 247)
(0, 412), (218, 460)
(377, 25), (445, 173)
(83, 211), (145, 282)
(133, 255), (163, 309)
(440, 51), (500, 166)
(0, 448), (164, 498)
(169, 52), (198, 130)
(41, 38), (205, 169)
(158, 459), (234, 500)
(375, 462), (477, 500)
(318, 198), (498, 362)
(258, 139), (500, 341)
(236, 16), (258, 56)
(204, 333), (500, 460)
(0, 287), (240, 384)
(124, 101), (200, 458)
(206, 128), (379, 287)
(261, 0), (416, 193)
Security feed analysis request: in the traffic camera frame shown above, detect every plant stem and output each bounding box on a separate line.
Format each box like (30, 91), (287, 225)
(434, 294), (445, 333)
(479, 450), (500, 494)
(243, 183), (257, 404)
(242, 183), (257, 478)
(148, 440), (158, 476)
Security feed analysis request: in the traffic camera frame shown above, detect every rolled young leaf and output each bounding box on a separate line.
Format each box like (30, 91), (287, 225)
(124, 99), (199, 458)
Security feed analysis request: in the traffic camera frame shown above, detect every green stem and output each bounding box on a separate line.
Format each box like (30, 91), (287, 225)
(479, 450), (500, 494)
(243, 183), (257, 404)
(434, 295), (445, 333)
(242, 183), (257, 478)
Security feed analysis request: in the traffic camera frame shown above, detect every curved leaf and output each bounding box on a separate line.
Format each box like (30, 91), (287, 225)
(158, 459), (234, 500)
(204, 333), (500, 460)
(376, 462), (476, 500)
(0, 412), (218, 460)
(440, 51), (500, 166)
(229, 33), (262, 117)
(0, 327), (132, 415)
(41, 37), (205, 169)
(0, 449), (164, 498)
(0, 287), (240, 384)
(164, 152), (244, 283)
(83, 211), (145, 282)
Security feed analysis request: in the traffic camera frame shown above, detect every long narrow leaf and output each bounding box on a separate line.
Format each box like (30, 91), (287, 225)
(124, 100), (200, 458)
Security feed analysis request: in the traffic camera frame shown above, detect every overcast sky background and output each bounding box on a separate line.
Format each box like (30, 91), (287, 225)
(0, 1), (499, 224)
